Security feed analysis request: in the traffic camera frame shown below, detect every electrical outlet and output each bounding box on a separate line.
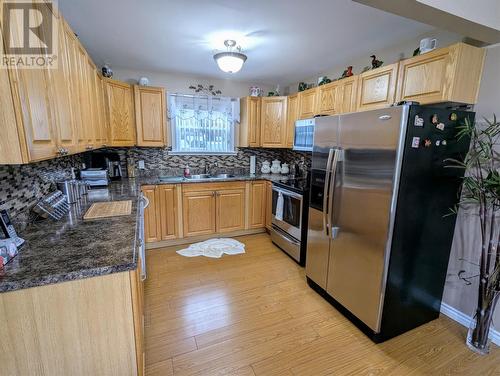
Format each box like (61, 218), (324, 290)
(138, 160), (145, 169)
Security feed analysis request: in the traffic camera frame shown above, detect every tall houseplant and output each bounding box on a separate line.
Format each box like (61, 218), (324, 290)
(447, 115), (500, 354)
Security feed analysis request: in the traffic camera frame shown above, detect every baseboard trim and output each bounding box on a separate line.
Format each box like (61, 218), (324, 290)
(440, 302), (500, 346)
(146, 228), (267, 249)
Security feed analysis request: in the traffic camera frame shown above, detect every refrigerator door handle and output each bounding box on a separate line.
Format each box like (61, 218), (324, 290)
(328, 149), (341, 239)
(323, 149), (335, 236)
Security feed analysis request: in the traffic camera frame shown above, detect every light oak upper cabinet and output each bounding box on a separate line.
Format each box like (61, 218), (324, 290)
(182, 190), (216, 237)
(157, 184), (179, 241)
(396, 43), (485, 105)
(316, 82), (340, 116)
(142, 185), (161, 243)
(260, 96), (288, 148)
(94, 73), (109, 147)
(286, 94), (299, 148)
(105, 79), (136, 146)
(298, 89), (317, 119)
(239, 96), (261, 147)
(356, 63), (399, 112)
(134, 85), (166, 147)
(337, 75), (358, 114)
(249, 181), (267, 229)
(216, 187), (246, 233)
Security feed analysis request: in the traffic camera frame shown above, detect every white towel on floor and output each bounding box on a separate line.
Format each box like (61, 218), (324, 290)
(275, 192), (284, 221)
(177, 238), (245, 258)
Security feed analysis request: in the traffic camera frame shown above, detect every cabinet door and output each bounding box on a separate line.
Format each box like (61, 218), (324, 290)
(130, 262), (145, 376)
(87, 60), (98, 150)
(94, 73), (109, 147)
(182, 191), (216, 237)
(106, 79), (136, 146)
(265, 181), (273, 230)
(52, 18), (77, 155)
(216, 188), (246, 233)
(239, 96), (261, 147)
(356, 63), (399, 112)
(396, 47), (451, 104)
(298, 89), (317, 119)
(142, 186), (161, 243)
(249, 181), (266, 228)
(260, 96), (287, 148)
(134, 85), (166, 147)
(158, 185), (178, 240)
(337, 76), (358, 114)
(316, 82), (340, 116)
(6, 5), (57, 162)
(286, 94), (298, 148)
(76, 46), (93, 149)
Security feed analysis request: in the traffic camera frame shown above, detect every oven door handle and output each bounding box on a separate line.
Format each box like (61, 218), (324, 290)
(271, 186), (303, 201)
(328, 149), (341, 239)
(323, 149), (335, 236)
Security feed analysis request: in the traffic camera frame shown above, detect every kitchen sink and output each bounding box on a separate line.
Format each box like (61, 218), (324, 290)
(211, 174), (235, 179)
(186, 174), (212, 179)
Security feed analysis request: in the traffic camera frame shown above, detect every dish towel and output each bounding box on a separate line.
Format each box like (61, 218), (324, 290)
(176, 238), (245, 258)
(275, 192), (284, 221)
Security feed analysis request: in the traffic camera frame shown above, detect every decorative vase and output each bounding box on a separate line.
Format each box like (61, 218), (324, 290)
(261, 161), (271, 174)
(271, 160), (281, 174)
(280, 163), (289, 175)
(466, 305), (497, 355)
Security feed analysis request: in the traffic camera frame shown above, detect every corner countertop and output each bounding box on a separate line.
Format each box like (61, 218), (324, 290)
(0, 173), (298, 293)
(0, 180), (140, 293)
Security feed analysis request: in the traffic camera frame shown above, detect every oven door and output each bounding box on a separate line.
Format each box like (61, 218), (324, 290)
(271, 185), (303, 240)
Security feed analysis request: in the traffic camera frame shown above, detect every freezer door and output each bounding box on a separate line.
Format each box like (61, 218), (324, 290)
(326, 106), (408, 332)
(306, 116), (339, 288)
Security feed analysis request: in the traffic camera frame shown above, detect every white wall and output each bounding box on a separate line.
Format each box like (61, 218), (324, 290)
(113, 68), (274, 98)
(442, 44), (500, 326)
(284, 29), (462, 93)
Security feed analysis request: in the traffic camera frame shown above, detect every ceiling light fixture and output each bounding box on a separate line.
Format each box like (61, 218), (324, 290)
(213, 40), (247, 73)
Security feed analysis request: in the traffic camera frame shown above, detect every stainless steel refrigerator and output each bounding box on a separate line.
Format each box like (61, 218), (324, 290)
(306, 104), (473, 342)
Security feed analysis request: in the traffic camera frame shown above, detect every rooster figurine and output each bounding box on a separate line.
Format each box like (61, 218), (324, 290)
(340, 66), (353, 79)
(370, 55), (383, 69)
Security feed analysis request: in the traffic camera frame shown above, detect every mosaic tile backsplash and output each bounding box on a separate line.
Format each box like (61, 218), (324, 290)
(0, 154), (84, 227)
(0, 147), (310, 226)
(105, 147), (312, 176)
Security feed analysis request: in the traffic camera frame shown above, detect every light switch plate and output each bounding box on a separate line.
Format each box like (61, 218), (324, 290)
(138, 160), (145, 169)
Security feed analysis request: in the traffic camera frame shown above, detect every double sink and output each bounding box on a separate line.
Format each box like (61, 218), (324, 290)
(158, 173), (236, 183)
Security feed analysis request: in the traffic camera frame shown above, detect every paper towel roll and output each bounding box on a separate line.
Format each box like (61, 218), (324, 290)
(250, 156), (256, 175)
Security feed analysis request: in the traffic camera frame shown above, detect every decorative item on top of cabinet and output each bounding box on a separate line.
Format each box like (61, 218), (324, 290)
(105, 78), (136, 147)
(286, 93), (299, 147)
(134, 85), (166, 147)
(395, 42), (485, 105)
(248, 181), (266, 229)
(298, 88), (317, 119)
(239, 96), (261, 147)
(356, 62), (399, 112)
(260, 96), (288, 148)
(340, 66), (353, 79)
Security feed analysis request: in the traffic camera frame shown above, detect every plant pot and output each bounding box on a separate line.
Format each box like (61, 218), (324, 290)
(466, 306), (497, 355)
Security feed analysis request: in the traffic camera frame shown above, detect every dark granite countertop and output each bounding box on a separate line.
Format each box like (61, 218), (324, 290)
(0, 173), (299, 293)
(0, 180), (140, 293)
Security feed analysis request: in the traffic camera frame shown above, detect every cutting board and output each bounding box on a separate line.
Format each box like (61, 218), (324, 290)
(83, 200), (132, 220)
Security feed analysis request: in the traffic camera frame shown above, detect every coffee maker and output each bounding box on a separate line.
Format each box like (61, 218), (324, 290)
(107, 160), (123, 180)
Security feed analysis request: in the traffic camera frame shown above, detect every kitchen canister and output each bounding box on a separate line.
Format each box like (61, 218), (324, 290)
(261, 161), (271, 174)
(280, 163), (289, 175)
(271, 160), (281, 174)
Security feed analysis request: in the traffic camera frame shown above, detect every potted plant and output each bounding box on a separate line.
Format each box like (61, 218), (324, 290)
(447, 115), (499, 355)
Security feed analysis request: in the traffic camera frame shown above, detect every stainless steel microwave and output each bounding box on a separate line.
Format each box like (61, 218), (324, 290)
(293, 118), (314, 151)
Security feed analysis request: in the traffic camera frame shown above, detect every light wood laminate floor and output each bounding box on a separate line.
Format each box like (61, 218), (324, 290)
(144, 234), (500, 375)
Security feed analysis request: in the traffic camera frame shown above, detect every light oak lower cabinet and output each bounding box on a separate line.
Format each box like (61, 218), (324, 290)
(158, 184), (180, 240)
(396, 42), (485, 105)
(249, 181), (267, 228)
(265, 181), (273, 230)
(182, 190), (217, 237)
(216, 188), (246, 233)
(239, 96), (261, 147)
(142, 185), (161, 243)
(134, 85), (166, 147)
(356, 63), (399, 112)
(0, 271), (143, 376)
(260, 96), (288, 148)
(105, 78), (136, 146)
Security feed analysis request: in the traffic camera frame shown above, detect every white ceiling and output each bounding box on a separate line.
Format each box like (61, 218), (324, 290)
(59, 0), (433, 84)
